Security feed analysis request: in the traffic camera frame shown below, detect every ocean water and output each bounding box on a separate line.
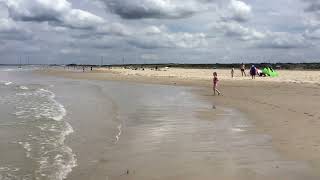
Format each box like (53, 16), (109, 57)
(0, 66), (317, 180)
(0, 67), (75, 180)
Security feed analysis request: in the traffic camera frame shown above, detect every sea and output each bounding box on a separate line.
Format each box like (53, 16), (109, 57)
(0, 66), (317, 180)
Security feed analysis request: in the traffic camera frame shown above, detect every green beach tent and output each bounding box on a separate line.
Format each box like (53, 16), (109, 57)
(262, 67), (279, 77)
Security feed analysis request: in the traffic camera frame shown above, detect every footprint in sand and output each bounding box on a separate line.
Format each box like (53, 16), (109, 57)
(304, 112), (314, 117)
(288, 108), (297, 113)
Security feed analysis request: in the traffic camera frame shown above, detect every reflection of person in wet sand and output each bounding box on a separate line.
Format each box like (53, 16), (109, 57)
(240, 64), (246, 77)
(213, 72), (221, 96)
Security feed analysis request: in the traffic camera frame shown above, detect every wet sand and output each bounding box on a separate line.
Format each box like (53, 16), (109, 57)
(36, 67), (320, 179)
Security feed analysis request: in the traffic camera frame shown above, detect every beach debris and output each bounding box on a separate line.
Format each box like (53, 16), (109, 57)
(120, 169), (130, 176)
(212, 105), (216, 109)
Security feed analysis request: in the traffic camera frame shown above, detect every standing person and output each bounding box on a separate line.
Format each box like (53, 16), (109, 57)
(213, 72), (221, 96)
(250, 65), (257, 79)
(231, 68), (235, 78)
(240, 64), (246, 77)
(82, 66), (85, 72)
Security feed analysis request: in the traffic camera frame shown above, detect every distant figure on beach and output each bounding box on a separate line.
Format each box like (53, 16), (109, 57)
(90, 66), (93, 71)
(231, 68), (234, 78)
(250, 65), (257, 79)
(213, 72), (221, 96)
(240, 64), (246, 77)
(82, 66), (85, 72)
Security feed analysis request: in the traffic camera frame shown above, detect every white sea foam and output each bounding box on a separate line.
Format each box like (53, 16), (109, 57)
(38, 89), (67, 121)
(35, 121), (76, 180)
(3, 68), (15, 72)
(115, 124), (122, 143)
(18, 142), (32, 152)
(231, 128), (246, 132)
(2, 81), (13, 86)
(18, 142), (32, 158)
(5, 82), (12, 85)
(13, 88), (67, 121)
(19, 86), (29, 90)
(2, 84), (76, 180)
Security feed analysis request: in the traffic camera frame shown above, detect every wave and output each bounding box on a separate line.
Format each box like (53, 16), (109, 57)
(11, 88), (67, 121)
(0, 83), (76, 180)
(19, 86), (29, 90)
(0, 81), (13, 86)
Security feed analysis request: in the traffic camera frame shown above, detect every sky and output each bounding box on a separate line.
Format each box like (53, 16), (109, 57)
(0, 0), (320, 64)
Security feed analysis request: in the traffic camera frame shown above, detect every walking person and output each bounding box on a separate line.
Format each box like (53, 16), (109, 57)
(231, 68), (235, 78)
(240, 64), (246, 77)
(213, 72), (221, 96)
(250, 65), (257, 79)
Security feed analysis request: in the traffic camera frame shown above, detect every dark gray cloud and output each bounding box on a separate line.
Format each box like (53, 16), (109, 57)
(303, 0), (320, 12)
(3, 0), (104, 29)
(102, 0), (208, 19)
(0, 18), (32, 40)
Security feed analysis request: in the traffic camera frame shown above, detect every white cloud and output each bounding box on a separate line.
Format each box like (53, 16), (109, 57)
(128, 25), (208, 49)
(96, 23), (132, 36)
(5, 0), (70, 21)
(211, 21), (310, 49)
(304, 28), (320, 39)
(226, 0), (252, 22)
(211, 21), (265, 41)
(62, 9), (104, 29)
(258, 32), (310, 49)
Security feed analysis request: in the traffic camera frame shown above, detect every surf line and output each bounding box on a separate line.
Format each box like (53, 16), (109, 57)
(115, 124), (122, 144)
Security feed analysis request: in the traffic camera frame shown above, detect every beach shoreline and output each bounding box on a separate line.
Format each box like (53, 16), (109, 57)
(35, 67), (320, 177)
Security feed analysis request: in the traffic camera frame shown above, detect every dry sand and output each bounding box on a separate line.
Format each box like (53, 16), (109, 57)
(36, 67), (320, 178)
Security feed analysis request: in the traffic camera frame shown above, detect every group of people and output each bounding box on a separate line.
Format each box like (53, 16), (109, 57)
(231, 64), (258, 79)
(212, 64), (258, 96)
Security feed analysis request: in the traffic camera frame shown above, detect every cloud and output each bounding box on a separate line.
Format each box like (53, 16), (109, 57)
(0, 0), (319, 64)
(0, 18), (32, 40)
(258, 32), (310, 49)
(303, 0), (320, 12)
(128, 25), (208, 49)
(141, 54), (159, 60)
(211, 21), (265, 41)
(3, 0), (104, 29)
(61, 9), (105, 29)
(67, 36), (121, 49)
(211, 21), (310, 49)
(73, 24), (207, 49)
(227, 0), (252, 22)
(304, 29), (320, 39)
(96, 23), (132, 36)
(102, 0), (208, 19)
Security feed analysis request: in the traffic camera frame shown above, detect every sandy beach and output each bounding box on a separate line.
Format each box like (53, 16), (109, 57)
(35, 67), (320, 179)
